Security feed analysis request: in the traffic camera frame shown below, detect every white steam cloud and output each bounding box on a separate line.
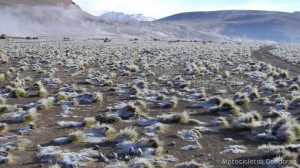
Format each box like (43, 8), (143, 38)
(0, 4), (104, 37)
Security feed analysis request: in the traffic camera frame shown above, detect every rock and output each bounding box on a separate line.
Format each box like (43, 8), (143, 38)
(93, 145), (99, 150)
(167, 141), (176, 146)
(0, 34), (7, 39)
(104, 37), (112, 42)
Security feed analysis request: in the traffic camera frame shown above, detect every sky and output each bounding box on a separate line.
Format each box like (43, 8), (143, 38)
(72, 0), (300, 19)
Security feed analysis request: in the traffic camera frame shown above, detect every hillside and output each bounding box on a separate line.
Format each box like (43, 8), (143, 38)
(158, 10), (300, 43)
(0, 0), (220, 40)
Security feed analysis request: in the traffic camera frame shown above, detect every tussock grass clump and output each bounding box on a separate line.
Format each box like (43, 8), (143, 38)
(98, 124), (116, 139)
(68, 131), (84, 143)
(256, 116), (300, 143)
(0, 73), (5, 82)
(116, 102), (147, 119)
(103, 79), (114, 86)
(288, 96), (300, 110)
(223, 70), (231, 78)
(0, 52), (9, 63)
(211, 117), (229, 127)
(232, 111), (262, 130)
(122, 70), (131, 76)
(156, 94), (166, 100)
(161, 96), (178, 109)
(94, 92), (103, 103)
(38, 87), (49, 98)
(127, 65), (139, 72)
(12, 88), (26, 98)
(261, 84), (277, 93)
(7, 139), (31, 151)
(37, 98), (53, 110)
(133, 79), (148, 89)
(1, 153), (14, 164)
(0, 105), (8, 113)
(154, 124), (169, 134)
(133, 100), (147, 112)
(0, 95), (6, 105)
(274, 117), (300, 143)
(56, 92), (68, 101)
(219, 99), (241, 115)
(5, 71), (12, 78)
(29, 122), (37, 130)
(110, 72), (117, 79)
(248, 88), (261, 100)
(82, 117), (97, 128)
(71, 98), (79, 106)
(280, 70), (289, 79)
(258, 144), (299, 166)
(233, 92), (250, 106)
(0, 123), (8, 132)
(288, 83), (299, 91)
(22, 108), (37, 123)
(33, 81), (44, 90)
(113, 127), (138, 142)
(160, 111), (192, 124)
(175, 160), (210, 168)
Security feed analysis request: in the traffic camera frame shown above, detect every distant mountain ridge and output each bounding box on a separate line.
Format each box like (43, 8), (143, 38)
(0, 0), (219, 40)
(100, 12), (155, 21)
(0, 0), (300, 43)
(158, 10), (300, 43)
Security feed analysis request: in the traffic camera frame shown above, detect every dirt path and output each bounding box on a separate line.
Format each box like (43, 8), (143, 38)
(251, 45), (300, 76)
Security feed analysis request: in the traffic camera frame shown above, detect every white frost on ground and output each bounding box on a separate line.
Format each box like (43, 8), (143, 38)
(37, 146), (98, 167)
(177, 129), (201, 141)
(220, 145), (247, 154)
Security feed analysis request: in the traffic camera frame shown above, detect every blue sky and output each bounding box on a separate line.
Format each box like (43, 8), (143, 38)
(73, 0), (300, 18)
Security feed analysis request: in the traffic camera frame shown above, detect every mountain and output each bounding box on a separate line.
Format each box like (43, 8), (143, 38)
(0, 0), (220, 40)
(158, 10), (300, 43)
(1, 1), (299, 43)
(100, 12), (155, 21)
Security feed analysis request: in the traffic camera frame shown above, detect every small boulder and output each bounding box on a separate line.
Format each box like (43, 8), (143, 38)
(0, 34), (7, 39)
(104, 37), (112, 42)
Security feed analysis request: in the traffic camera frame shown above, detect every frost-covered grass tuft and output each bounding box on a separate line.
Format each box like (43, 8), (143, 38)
(37, 98), (54, 110)
(0, 123), (8, 132)
(82, 117), (97, 128)
(175, 160), (211, 168)
(68, 131), (84, 143)
(113, 127), (138, 142)
(219, 99), (241, 115)
(12, 88), (26, 98)
(22, 108), (38, 123)
(0, 74), (5, 82)
(232, 111), (262, 130)
(160, 111), (193, 124)
(0, 95), (6, 105)
(56, 92), (68, 101)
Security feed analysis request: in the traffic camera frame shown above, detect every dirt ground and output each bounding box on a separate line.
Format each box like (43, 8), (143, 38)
(0, 39), (299, 168)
